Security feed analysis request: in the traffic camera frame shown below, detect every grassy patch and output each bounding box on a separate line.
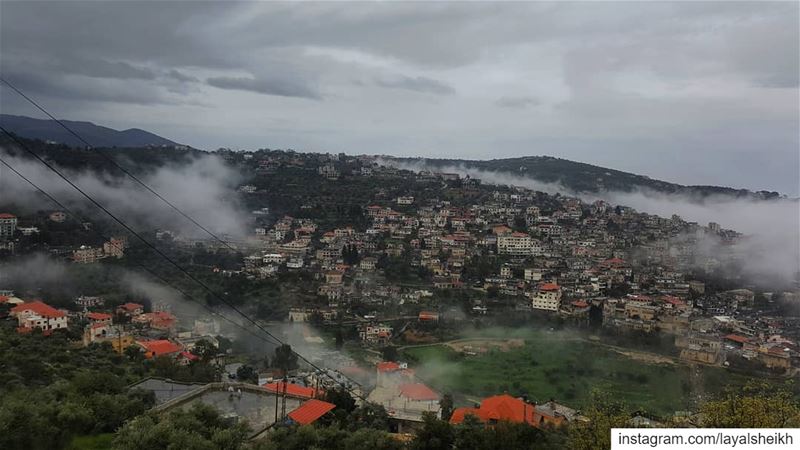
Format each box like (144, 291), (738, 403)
(67, 433), (114, 450)
(402, 333), (763, 417)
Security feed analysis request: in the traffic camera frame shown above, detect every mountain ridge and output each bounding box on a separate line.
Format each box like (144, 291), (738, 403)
(0, 114), (785, 200)
(386, 155), (786, 201)
(0, 114), (181, 148)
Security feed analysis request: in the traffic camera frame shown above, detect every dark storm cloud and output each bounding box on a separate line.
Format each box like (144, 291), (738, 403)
(0, 1), (796, 194)
(206, 75), (321, 100)
(43, 58), (157, 80)
(374, 74), (455, 95)
(167, 70), (199, 83)
(0, 69), (174, 106)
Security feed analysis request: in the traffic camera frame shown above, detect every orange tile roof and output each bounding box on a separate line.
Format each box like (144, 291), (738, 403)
(450, 394), (535, 425)
(262, 381), (319, 399)
(287, 399), (336, 425)
(377, 361), (400, 373)
(137, 339), (182, 356)
(399, 383), (439, 401)
(86, 312), (112, 321)
(539, 283), (560, 291)
(11, 301), (66, 318)
(571, 300), (589, 308)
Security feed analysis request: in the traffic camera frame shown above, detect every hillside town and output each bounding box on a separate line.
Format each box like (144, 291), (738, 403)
(1, 148), (798, 446)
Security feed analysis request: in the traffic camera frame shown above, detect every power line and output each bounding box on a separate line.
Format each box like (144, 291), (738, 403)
(0, 77), (238, 252)
(0, 153), (279, 348)
(0, 78), (370, 397)
(0, 130), (368, 401)
(0, 143), (365, 399)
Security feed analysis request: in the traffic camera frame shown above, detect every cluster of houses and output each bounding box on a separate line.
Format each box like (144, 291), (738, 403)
(0, 211), (128, 262)
(221, 155), (800, 375)
(72, 236), (128, 263)
(1, 291), (223, 366)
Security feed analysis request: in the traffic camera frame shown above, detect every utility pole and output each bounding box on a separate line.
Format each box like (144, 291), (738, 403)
(280, 375), (288, 420)
(274, 380), (279, 424)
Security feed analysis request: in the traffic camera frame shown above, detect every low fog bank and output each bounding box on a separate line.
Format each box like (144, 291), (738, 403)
(605, 190), (799, 284)
(385, 159), (800, 285)
(0, 149), (249, 238)
(0, 253), (244, 336)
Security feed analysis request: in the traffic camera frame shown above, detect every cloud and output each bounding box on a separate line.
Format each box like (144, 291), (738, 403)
(0, 148), (250, 238)
(0, 1), (796, 194)
(0, 69), (185, 106)
(496, 96), (540, 109)
(375, 74), (455, 95)
(206, 75), (321, 99)
(167, 69), (199, 83)
(384, 158), (800, 285)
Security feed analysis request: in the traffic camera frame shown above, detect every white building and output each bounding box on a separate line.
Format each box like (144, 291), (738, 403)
(497, 232), (534, 256)
(0, 213), (17, 238)
(396, 196), (415, 205)
(73, 246), (105, 264)
(263, 253), (286, 264)
(524, 268), (543, 282)
(531, 283), (562, 311)
(360, 324), (393, 344)
(11, 301), (68, 332)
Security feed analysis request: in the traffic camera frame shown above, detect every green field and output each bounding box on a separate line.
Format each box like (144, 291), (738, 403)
(402, 331), (757, 417)
(67, 434), (114, 450)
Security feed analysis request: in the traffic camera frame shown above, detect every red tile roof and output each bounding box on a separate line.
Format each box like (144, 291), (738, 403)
(571, 300), (589, 308)
(0, 295), (8, 303)
(539, 283), (560, 291)
(418, 311), (439, 321)
(601, 257), (627, 267)
(119, 302), (143, 312)
(399, 383), (439, 401)
(11, 301), (66, 318)
(724, 334), (749, 344)
(137, 339), (182, 357)
(262, 381), (319, 399)
(377, 361), (400, 373)
(767, 346), (790, 357)
(287, 399), (336, 425)
(179, 351), (200, 361)
(86, 312), (112, 321)
(662, 296), (685, 306)
(0, 213), (16, 219)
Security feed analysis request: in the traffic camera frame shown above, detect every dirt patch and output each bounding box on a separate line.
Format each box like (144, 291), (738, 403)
(446, 338), (525, 355)
(402, 330), (438, 344)
(605, 346), (677, 366)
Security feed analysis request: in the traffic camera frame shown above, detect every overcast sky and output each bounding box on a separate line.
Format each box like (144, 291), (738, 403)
(1, 1), (797, 194)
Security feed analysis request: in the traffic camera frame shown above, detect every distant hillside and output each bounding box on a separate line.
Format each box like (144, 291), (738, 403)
(0, 114), (180, 148)
(389, 156), (784, 200)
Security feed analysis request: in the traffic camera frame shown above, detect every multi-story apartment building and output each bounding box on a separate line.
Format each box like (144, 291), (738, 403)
(531, 283), (562, 311)
(0, 213), (18, 239)
(497, 232), (534, 256)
